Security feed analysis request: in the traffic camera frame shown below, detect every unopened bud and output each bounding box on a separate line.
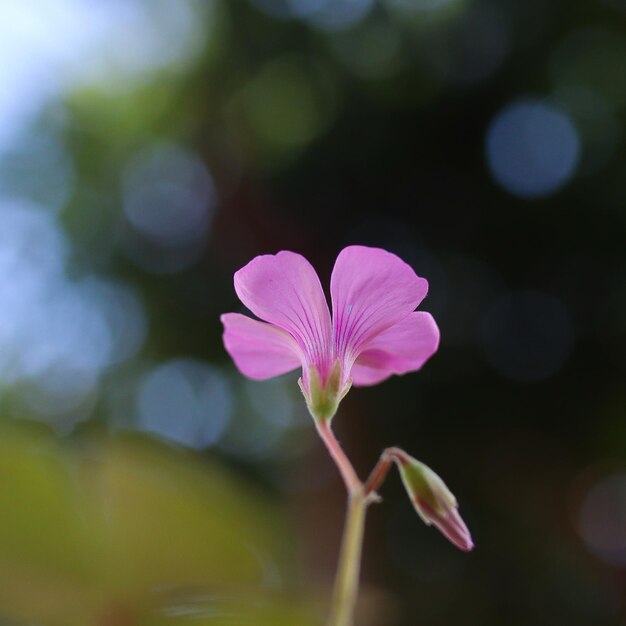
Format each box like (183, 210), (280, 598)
(396, 452), (474, 552)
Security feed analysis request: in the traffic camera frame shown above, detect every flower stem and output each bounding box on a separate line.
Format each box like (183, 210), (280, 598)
(315, 420), (362, 495)
(363, 447), (407, 496)
(327, 490), (367, 626)
(314, 426), (402, 625)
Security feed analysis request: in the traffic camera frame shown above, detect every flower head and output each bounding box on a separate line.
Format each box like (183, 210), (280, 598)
(221, 246), (439, 421)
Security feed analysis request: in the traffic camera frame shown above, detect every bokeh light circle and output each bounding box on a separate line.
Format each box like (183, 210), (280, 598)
(302, 0), (374, 31)
(122, 142), (216, 248)
(136, 359), (232, 450)
(486, 100), (580, 198)
(578, 473), (626, 568)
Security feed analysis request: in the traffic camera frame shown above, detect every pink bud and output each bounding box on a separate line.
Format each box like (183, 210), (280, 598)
(396, 453), (474, 552)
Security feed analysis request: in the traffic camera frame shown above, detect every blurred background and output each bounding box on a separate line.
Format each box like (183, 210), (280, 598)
(0, 0), (624, 624)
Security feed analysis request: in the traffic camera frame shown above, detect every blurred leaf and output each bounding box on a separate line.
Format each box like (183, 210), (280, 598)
(0, 424), (95, 578)
(90, 436), (279, 591)
(0, 424), (302, 625)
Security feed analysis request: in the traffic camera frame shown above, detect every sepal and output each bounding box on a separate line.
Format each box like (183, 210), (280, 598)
(299, 361), (351, 423)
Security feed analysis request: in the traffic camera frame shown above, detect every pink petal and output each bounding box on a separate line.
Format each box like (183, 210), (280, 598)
(350, 312), (439, 386)
(418, 499), (474, 552)
(233, 251), (332, 376)
(221, 313), (301, 380)
(330, 246), (429, 374)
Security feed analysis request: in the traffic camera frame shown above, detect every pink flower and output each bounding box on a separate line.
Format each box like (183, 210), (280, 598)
(221, 246), (439, 420)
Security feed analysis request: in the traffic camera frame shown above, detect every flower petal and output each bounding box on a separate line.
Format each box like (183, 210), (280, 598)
(221, 313), (301, 380)
(350, 312), (439, 386)
(418, 500), (474, 552)
(233, 251), (332, 375)
(330, 246), (429, 372)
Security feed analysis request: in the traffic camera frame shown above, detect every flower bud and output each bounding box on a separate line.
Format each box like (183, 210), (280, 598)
(396, 452), (474, 552)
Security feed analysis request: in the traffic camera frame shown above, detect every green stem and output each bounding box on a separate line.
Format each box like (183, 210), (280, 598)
(327, 490), (367, 626)
(314, 424), (395, 625)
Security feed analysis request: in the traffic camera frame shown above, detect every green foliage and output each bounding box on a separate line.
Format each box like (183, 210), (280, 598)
(0, 424), (318, 626)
